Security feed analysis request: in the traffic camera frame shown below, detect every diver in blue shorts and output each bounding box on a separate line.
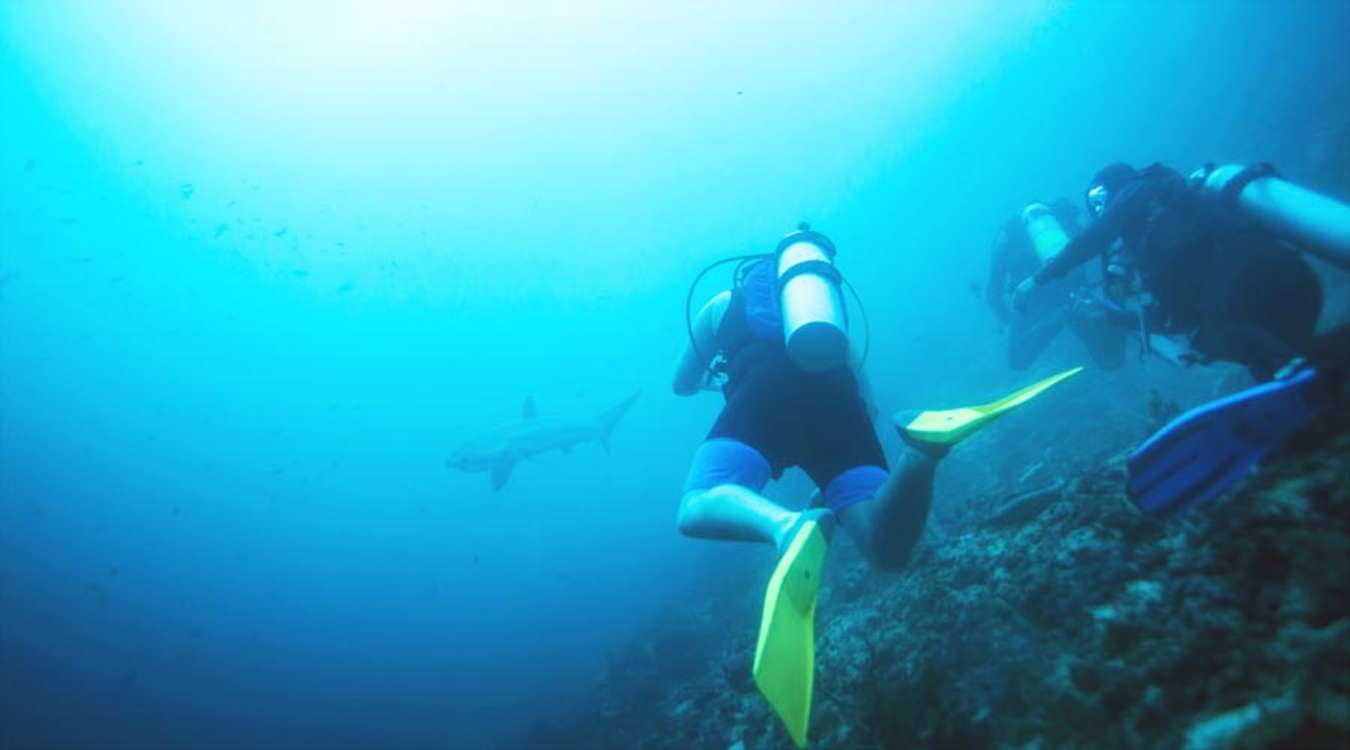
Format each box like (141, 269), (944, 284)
(675, 225), (1074, 569)
(672, 224), (1080, 748)
(675, 227), (920, 571)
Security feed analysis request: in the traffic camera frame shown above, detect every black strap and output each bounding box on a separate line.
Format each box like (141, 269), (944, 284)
(1220, 162), (1278, 203)
(778, 259), (841, 287)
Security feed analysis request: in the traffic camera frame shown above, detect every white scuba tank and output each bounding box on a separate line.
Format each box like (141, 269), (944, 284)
(1020, 202), (1070, 266)
(776, 226), (849, 372)
(1191, 163), (1350, 273)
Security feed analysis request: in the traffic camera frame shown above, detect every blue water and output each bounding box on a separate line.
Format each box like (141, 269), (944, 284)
(2, 2), (1347, 748)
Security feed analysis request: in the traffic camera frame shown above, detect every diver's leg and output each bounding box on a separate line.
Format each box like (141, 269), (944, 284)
(835, 446), (937, 572)
(798, 386), (930, 572)
(1070, 308), (1127, 370)
(1192, 321), (1301, 382)
(678, 484), (794, 546)
(1198, 251), (1325, 380)
(836, 367), (1083, 571)
(676, 438), (822, 552)
(1007, 308), (1067, 370)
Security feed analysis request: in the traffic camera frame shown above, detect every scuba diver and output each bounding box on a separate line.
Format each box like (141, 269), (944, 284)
(674, 224), (1079, 748)
(1011, 162), (1350, 518)
(988, 198), (1127, 370)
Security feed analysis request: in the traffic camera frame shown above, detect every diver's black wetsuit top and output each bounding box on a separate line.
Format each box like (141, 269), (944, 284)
(707, 258), (886, 486)
(1033, 164), (1323, 379)
(1036, 167), (1198, 325)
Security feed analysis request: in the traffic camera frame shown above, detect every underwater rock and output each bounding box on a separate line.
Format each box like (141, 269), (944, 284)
(1182, 694), (1298, 750)
(982, 479), (1065, 529)
(525, 389), (1350, 749)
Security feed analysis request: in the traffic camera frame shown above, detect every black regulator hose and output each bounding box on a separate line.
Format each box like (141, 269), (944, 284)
(841, 276), (871, 371)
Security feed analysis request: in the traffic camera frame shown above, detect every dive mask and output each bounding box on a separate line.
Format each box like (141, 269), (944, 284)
(1086, 185), (1109, 217)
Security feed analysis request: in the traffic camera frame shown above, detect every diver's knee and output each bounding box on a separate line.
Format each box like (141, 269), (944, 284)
(675, 488), (706, 536)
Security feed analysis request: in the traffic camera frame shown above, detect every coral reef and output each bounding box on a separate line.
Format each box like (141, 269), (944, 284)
(525, 396), (1349, 749)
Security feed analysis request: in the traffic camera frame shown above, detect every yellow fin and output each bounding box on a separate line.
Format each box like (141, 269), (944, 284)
(902, 366), (1084, 447)
(753, 521), (829, 748)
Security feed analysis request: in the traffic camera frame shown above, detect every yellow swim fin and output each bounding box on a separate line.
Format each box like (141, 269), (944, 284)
(901, 366), (1083, 448)
(753, 520), (829, 748)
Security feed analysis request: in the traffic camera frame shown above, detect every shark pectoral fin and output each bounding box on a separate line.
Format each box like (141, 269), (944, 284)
(490, 459), (515, 491)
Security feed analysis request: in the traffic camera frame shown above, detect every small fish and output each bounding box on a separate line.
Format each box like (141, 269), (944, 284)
(336, 281), (354, 294)
(292, 269), (310, 278)
(226, 200), (237, 208)
(84, 582), (107, 608)
(134, 160), (144, 167)
(180, 183), (195, 199)
(23, 158), (38, 172)
(273, 227), (288, 238)
(214, 223), (229, 238)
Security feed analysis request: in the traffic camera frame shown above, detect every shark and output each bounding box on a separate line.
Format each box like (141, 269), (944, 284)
(445, 391), (641, 490)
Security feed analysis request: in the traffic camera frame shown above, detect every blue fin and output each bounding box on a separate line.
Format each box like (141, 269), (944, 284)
(1127, 369), (1319, 516)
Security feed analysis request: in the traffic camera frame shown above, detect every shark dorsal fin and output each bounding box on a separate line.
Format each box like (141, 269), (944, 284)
(523, 396), (537, 420)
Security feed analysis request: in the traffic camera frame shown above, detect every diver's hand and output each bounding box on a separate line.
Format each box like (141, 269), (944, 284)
(699, 368), (727, 393)
(1068, 289), (1103, 321)
(1011, 276), (1038, 312)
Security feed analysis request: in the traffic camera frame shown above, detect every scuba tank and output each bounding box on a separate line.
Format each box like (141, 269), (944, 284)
(1020, 202), (1071, 265)
(775, 224), (850, 372)
(1189, 163), (1350, 273)
(683, 224), (868, 378)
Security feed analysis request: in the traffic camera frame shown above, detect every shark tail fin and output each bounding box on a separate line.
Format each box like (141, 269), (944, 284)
(596, 390), (641, 451)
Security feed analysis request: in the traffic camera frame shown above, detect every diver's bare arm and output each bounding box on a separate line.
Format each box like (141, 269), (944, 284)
(673, 290), (731, 396)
